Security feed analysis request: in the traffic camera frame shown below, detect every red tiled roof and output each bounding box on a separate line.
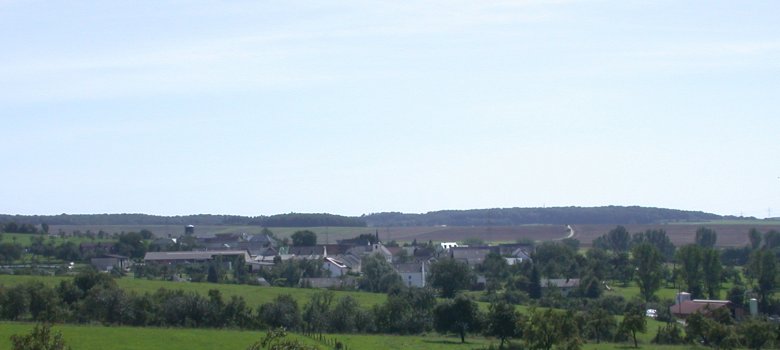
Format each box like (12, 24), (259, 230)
(670, 300), (730, 316)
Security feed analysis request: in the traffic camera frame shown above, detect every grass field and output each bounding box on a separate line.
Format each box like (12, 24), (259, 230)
(0, 274), (388, 310)
(0, 275), (710, 349)
(0, 322), (319, 350)
(0, 321), (702, 350)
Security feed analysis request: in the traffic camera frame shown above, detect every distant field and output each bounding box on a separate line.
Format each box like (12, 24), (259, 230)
(49, 224), (570, 244)
(572, 222), (780, 247)
(46, 221), (776, 247)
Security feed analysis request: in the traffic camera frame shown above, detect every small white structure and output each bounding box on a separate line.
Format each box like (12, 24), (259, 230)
(440, 242), (459, 250)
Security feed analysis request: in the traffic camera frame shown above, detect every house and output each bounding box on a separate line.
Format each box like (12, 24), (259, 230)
(90, 254), (130, 272)
(394, 261), (427, 288)
(79, 242), (116, 257)
(450, 246), (497, 266)
(143, 250), (250, 268)
(670, 299), (732, 320)
(323, 257), (350, 277)
(541, 278), (580, 296)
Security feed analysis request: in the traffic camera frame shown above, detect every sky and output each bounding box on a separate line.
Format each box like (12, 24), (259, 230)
(2, 0), (779, 218)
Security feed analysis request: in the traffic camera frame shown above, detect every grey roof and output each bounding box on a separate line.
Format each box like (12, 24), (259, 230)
(144, 250), (249, 262)
(394, 262), (425, 274)
(541, 278), (580, 288)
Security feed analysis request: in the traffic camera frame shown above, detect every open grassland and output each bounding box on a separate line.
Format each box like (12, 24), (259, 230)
(0, 275), (388, 309)
(0, 322), (318, 350)
(0, 322), (698, 350)
(0, 232), (114, 245)
(572, 222), (780, 247)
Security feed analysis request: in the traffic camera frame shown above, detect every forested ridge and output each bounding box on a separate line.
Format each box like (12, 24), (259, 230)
(363, 206), (737, 226)
(1, 206), (743, 228)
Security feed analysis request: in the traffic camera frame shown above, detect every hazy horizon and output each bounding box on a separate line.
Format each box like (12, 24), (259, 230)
(2, 1), (779, 218)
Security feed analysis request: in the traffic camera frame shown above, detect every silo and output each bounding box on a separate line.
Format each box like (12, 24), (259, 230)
(749, 298), (758, 317)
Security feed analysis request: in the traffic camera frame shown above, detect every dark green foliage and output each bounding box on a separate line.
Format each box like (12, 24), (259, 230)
(528, 265), (542, 299)
(429, 258), (474, 298)
(593, 226), (631, 253)
(359, 254), (401, 293)
(485, 299), (518, 348)
(10, 323), (70, 350)
(0, 242), (23, 263)
(302, 291), (333, 334)
(115, 231), (147, 258)
(362, 206), (726, 226)
(523, 308), (561, 350)
(749, 228), (763, 250)
(619, 301), (646, 348)
(631, 229), (675, 260)
(631, 243), (663, 302)
(702, 248), (723, 299)
(259, 294), (302, 330)
(246, 328), (319, 350)
(532, 241), (578, 278)
(373, 287), (436, 334)
(676, 244), (705, 298)
(748, 249), (778, 311)
(433, 294), (482, 343)
(695, 227), (717, 248)
(585, 307), (615, 344)
(738, 318), (776, 350)
(291, 230), (317, 246)
(763, 230), (780, 249)
(653, 322), (684, 345)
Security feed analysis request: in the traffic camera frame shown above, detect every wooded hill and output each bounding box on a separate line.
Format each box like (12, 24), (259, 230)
(1, 206), (745, 228)
(362, 206), (739, 226)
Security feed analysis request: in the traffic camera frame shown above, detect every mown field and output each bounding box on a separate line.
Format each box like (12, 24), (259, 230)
(0, 322), (316, 350)
(0, 321), (698, 350)
(572, 222), (780, 247)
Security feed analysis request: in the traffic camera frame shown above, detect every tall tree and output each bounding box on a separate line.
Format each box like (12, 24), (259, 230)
(290, 230), (317, 246)
(620, 302), (647, 348)
(595, 226), (631, 253)
(748, 228), (763, 250)
(302, 291), (333, 334)
(702, 248), (723, 299)
(433, 294), (482, 343)
(528, 265), (542, 299)
(586, 307), (616, 344)
(695, 227), (717, 248)
(631, 243), (663, 302)
(748, 249), (778, 311)
(676, 244), (704, 298)
(523, 308), (560, 350)
(485, 299), (518, 348)
(632, 229), (675, 260)
(429, 258), (474, 298)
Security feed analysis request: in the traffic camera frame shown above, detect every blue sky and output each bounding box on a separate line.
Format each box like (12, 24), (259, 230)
(2, 1), (779, 218)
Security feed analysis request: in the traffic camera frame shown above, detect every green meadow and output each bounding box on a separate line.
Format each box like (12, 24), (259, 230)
(0, 274), (388, 309)
(0, 322), (700, 350)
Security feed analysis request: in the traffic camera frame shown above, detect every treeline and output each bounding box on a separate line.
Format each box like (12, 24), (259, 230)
(363, 206), (733, 226)
(0, 213), (367, 228)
